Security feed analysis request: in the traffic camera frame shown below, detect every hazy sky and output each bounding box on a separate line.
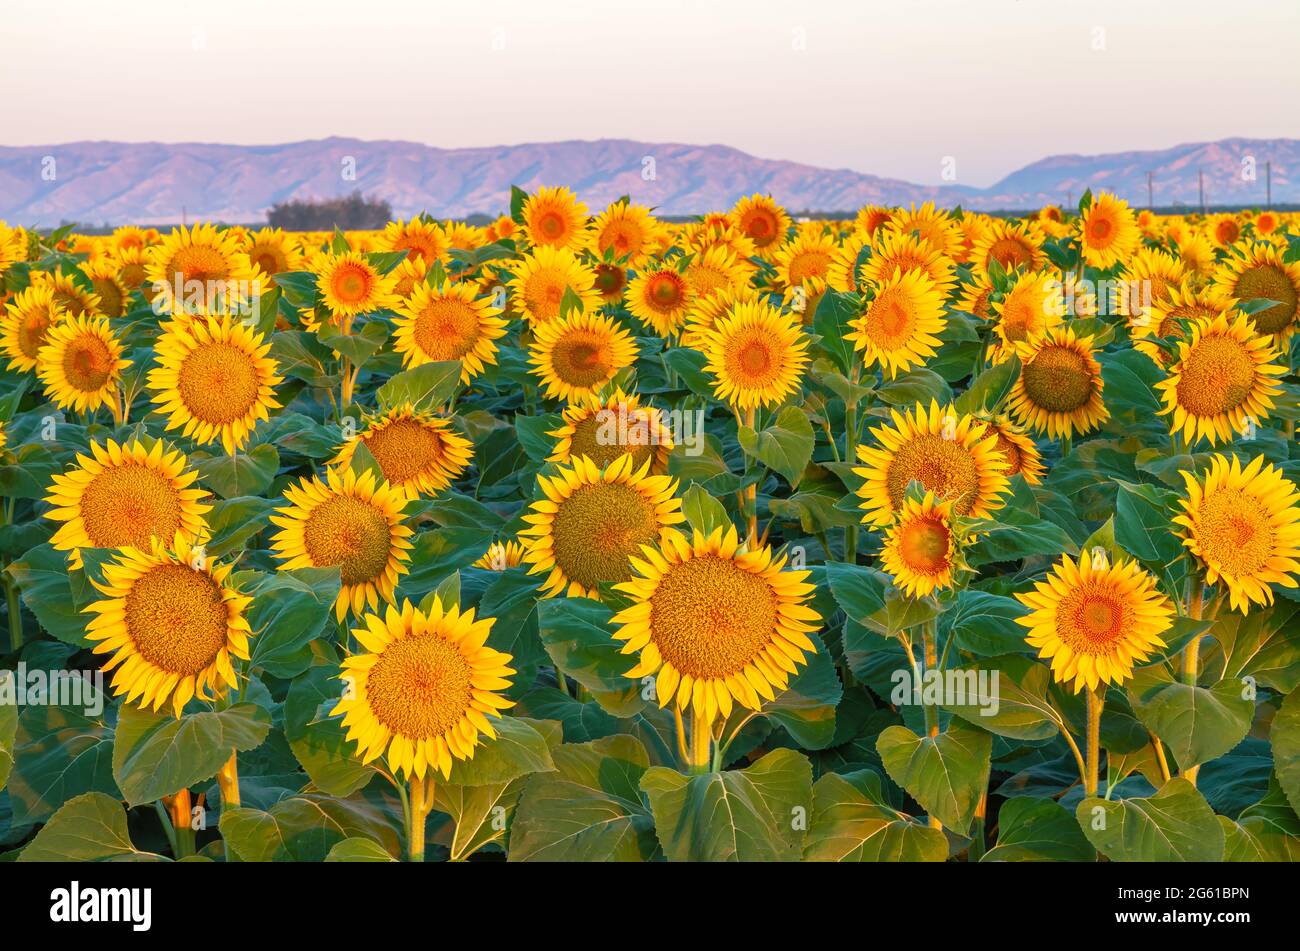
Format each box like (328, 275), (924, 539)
(3, 0), (1297, 187)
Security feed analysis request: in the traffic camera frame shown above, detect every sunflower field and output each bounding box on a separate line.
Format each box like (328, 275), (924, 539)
(1, 189), (1299, 864)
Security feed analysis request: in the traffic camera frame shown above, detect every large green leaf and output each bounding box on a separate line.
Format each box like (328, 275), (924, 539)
(245, 567), (341, 679)
(8, 686), (118, 824)
(442, 717), (557, 787)
(193, 444), (280, 499)
(0, 700), (15, 791)
(1113, 480), (1184, 565)
(762, 645), (842, 750)
(982, 796), (1094, 861)
(376, 360), (462, 411)
(942, 655), (1061, 741)
(283, 664), (376, 798)
(537, 598), (643, 715)
(1272, 686), (1300, 816)
(112, 703), (272, 806)
(876, 719), (992, 834)
(803, 768), (946, 861)
(220, 791), (403, 861)
(6, 543), (89, 645)
(18, 792), (167, 862)
(640, 748), (814, 862)
(940, 589), (1029, 656)
(1128, 667), (1254, 771)
(1077, 778), (1224, 861)
(737, 405), (815, 487)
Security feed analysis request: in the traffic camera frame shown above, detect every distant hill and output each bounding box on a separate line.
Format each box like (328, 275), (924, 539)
(0, 136), (1293, 227)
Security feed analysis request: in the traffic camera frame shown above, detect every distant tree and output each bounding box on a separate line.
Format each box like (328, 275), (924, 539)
(267, 191), (392, 231)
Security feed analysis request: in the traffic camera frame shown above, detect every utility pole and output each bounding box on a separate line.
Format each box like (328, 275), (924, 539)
(1147, 171), (1154, 210)
(1266, 161), (1272, 209)
(1198, 169), (1206, 215)
(1066, 190), (1072, 209)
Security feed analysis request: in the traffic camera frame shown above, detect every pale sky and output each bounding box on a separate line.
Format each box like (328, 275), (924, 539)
(2, 0), (1296, 187)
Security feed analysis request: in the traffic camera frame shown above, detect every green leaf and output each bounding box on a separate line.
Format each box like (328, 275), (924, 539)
(804, 768), (947, 861)
(1077, 778), (1225, 861)
(442, 717), (557, 787)
(1114, 480), (1184, 564)
(269, 330), (334, 388)
(510, 734), (657, 862)
(1271, 686), (1300, 816)
(245, 567), (342, 678)
(811, 290), (859, 375)
(0, 700), (15, 791)
(537, 598), (643, 716)
(220, 792), (403, 862)
(680, 484), (731, 536)
(376, 360), (462, 412)
(18, 792), (167, 862)
(875, 369), (951, 407)
(737, 405), (815, 487)
(318, 320), (389, 366)
(283, 664), (376, 798)
(6, 543), (88, 645)
(112, 703), (272, 806)
(942, 655), (1062, 741)
(876, 719), (992, 834)
(640, 748), (814, 862)
(8, 683), (118, 823)
(823, 561), (888, 623)
(325, 837), (398, 862)
(954, 357), (1020, 415)
(941, 589), (1029, 656)
(514, 412), (562, 462)
(762, 645), (843, 750)
(1128, 668), (1254, 771)
(982, 796), (1094, 861)
(661, 347), (715, 399)
(193, 444), (280, 499)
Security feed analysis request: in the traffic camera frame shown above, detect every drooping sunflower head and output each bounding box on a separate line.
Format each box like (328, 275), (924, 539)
(589, 201), (666, 266)
(1212, 242), (1300, 341)
(508, 244), (602, 325)
(85, 533), (253, 717)
(381, 216), (449, 265)
(611, 525), (821, 726)
(528, 310), (638, 403)
(473, 539), (527, 570)
(547, 387), (674, 472)
(1077, 192), (1141, 269)
(521, 186), (590, 251)
(331, 403), (473, 497)
(1174, 230), (1217, 281)
(244, 227), (304, 278)
(989, 270), (1065, 360)
(270, 466), (414, 620)
(1015, 552), (1174, 693)
(45, 438), (211, 570)
(970, 218), (1045, 280)
(1173, 453), (1300, 614)
(37, 313), (129, 414)
(332, 598), (515, 779)
(1155, 310), (1284, 446)
(316, 252), (401, 319)
(1007, 327), (1109, 440)
(980, 414), (1046, 485)
(879, 491), (962, 598)
(626, 264), (696, 338)
(393, 278), (507, 383)
(848, 267), (947, 378)
(144, 224), (258, 315)
(1, 283), (62, 372)
(701, 300), (810, 410)
(520, 453), (684, 599)
(728, 194), (791, 250)
(148, 312), (283, 455)
(853, 400), (1010, 526)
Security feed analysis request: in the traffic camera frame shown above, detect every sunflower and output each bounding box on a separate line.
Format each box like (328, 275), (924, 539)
(1173, 453), (1300, 613)
(317, 252), (400, 319)
(970, 218), (1045, 280)
(1255, 211), (1281, 236)
(270, 466), (414, 620)
(0, 222), (27, 271)
(729, 194), (791, 251)
(473, 540), (527, 570)
(392, 279), (507, 383)
(79, 259), (131, 319)
(988, 270), (1065, 360)
(521, 186), (589, 251)
(547, 387), (674, 472)
(879, 491), (960, 598)
(528, 310), (638, 403)
(45, 438), (211, 570)
(1, 283), (62, 372)
(847, 268), (947, 378)
(508, 245), (602, 325)
(1155, 311), (1284, 446)
(390, 256), (430, 300)
(1015, 553), (1174, 693)
(1175, 231), (1218, 281)
(853, 401), (1010, 526)
(519, 453), (684, 599)
(443, 221), (486, 252)
(859, 229), (956, 294)
(982, 414), (1046, 485)
(700, 300), (809, 410)
(855, 206), (894, 238)
(1117, 248), (1186, 327)
(884, 203), (964, 259)
(683, 245), (756, 302)
(681, 284), (760, 350)
(1212, 242), (1300, 340)
(114, 246), (152, 297)
(37, 313), (129, 414)
(826, 230), (872, 293)
(591, 262), (628, 306)
(626, 265), (696, 337)
(382, 216), (449, 264)
(110, 225), (153, 256)
(772, 231), (837, 299)
(1133, 281), (1235, 366)
(956, 278), (996, 321)
(680, 221), (757, 264)
(144, 224), (258, 315)
(1007, 328), (1109, 439)
(1206, 213), (1242, 248)
(32, 269), (102, 318)
(331, 403), (473, 497)
(244, 227), (304, 277)
(1077, 192), (1140, 270)
(148, 313), (282, 455)
(611, 525), (821, 724)
(84, 533), (253, 717)
(331, 598), (515, 779)
(589, 202), (665, 266)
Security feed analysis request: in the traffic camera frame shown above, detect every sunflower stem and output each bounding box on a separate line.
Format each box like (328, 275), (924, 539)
(1085, 685), (1104, 797)
(407, 773), (434, 862)
(740, 405), (758, 547)
(687, 705), (712, 775)
(166, 789), (196, 859)
(5, 574), (21, 653)
(1181, 575), (1206, 784)
(216, 751), (241, 809)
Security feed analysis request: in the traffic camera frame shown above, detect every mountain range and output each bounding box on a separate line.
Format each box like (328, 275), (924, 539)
(0, 136), (1294, 227)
